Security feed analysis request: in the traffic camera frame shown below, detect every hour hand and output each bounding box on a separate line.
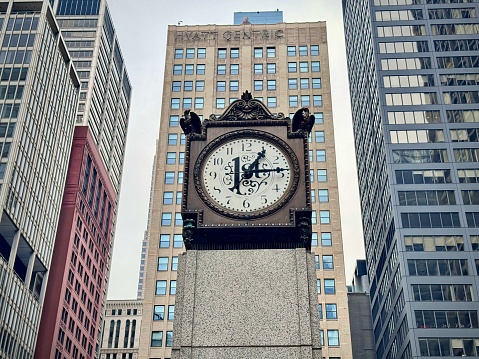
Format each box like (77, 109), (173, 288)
(249, 167), (288, 174)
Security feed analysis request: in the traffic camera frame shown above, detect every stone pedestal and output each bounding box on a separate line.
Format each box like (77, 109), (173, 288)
(172, 248), (322, 359)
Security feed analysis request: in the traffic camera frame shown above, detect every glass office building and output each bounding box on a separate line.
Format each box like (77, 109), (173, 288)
(233, 10), (283, 25)
(343, 1), (479, 358)
(0, 1), (80, 358)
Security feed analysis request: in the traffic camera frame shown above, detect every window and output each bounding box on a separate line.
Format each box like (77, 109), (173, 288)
(196, 80), (204, 91)
(165, 172), (175, 184)
(172, 81), (181, 92)
(185, 64), (194, 75)
(324, 279), (336, 294)
(254, 47), (263, 58)
(160, 234), (170, 247)
(177, 171), (183, 184)
(217, 81), (226, 92)
(326, 304), (337, 319)
(267, 63), (276, 74)
(311, 45), (319, 55)
(169, 115), (179, 127)
(316, 150), (326, 162)
(218, 48), (227, 58)
(287, 46), (296, 56)
(163, 191), (174, 204)
(216, 98), (225, 109)
(267, 47), (276, 57)
(230, 48), (239, 58)
(174, 49), (183, 59)
(315, 255), (320, 269)
(195, 98), (204, 109)
(254, 64), (263, 74)
(265, 80), (276, 91)
(289, 95), (298, 107)
(166, 152), (176, 164)
(254, 80), (263, 91)
(311, 232), (318, 246)
(171, 98), (180, 109)
(167, 135), (177, 146)
(230, 64), (239, 75)
(230, 97), (237, 103)
(312, 61), (320, 72)
(327, 330), (339, 346)
(314, 112), (324, 124)
(176, 191), (182, 204)
(288, 78), (297, 89)
(323, 255), (334, 269)
(230, 81), (239, 91)
(173, 64), (182, 75)
(183, 98), (192, 109)
(315, 131), (324, 142)
(173, 234), (183, 248)
(197, 48), (206, 58)
(186, 48), (194, 58)
(299, 46), (308, 56)
(172, 257), (178, 271)
(168, 305), (175, 320)
(161, 213), (172, 226)
(196, 64), (205, 74)
(170, 281), (176, 295)
(155, 281), (167, 295)
(312, 211), (317, 224)
(267, 97), (277, 108)
(320, 211), (330, 224)
(288, 62), (297, 73)
(313, 95), (323, 106)
(321, 232), (332, 246)
(318, 189), (329, 202)
(299, 62), (308, 72)
(153, 305), (164, 320)
(312, 78), (321, 89)
(316, 279), (321, 294)
(175, 213), (183, 226)
(311, 190), (316, 203)
(158, 257), (168, 271)
(301, 95), (310, 106)
(166, 331), (173, 347)
(184, 81), (193, 91)
(318, 304), (323, 319)
(151, 331), (163, 347)
(320, 330), (324, 346)
(300, 78), (309, 89)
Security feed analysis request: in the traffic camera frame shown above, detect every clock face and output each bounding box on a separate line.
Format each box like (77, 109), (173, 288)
(195, 132), (299, 218)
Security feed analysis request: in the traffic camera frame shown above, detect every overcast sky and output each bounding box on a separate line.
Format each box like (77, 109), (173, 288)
(106, 0), (364, 299)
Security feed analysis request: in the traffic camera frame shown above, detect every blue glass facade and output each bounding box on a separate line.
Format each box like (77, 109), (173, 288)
(56, 0), (100, 15)
(233, 11), (283, 25)
(343, 0), (479, 358)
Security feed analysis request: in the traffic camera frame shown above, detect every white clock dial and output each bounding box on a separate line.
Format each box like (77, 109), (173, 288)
(201, 137), (292, 213)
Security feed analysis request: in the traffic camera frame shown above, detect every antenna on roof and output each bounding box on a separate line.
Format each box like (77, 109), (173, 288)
(178, 21), (183, 26)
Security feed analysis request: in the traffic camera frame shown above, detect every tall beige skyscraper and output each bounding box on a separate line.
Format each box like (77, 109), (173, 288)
(139, 17), (352, 359)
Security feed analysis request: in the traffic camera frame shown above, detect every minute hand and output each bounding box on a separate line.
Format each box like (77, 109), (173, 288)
(248, 167), (288, 174)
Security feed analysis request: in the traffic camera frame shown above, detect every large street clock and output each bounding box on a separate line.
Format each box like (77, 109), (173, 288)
(180, 91), (314, 250)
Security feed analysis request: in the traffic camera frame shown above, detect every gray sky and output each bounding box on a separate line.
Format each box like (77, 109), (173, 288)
(107, 0), (364, 299)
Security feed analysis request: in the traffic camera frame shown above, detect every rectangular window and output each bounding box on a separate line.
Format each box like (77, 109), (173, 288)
(312, 78), (321, 89)
(230, 80), (239, 91)
(186, 48), (194, 58)
(196, 64), (205, 75)
(254, 47), (263, 58)
(327, 330), (339, 346)
(324, 279), (336, 294)
(197, 48), (206, 58)
(168, 305), (175, 321)
(318, 189), (329, 202)
(312, 210), (317, 224)
(288, 62), (297, 73)
(166, 331), (173, 347)
(171, 98), (180, 109)
(320, 210), (330, 224)
(311, 190), (316, 203)
(267, 47), (276, 57)
(315, 131), (325, 142)
(216, 98), (225, 109)
(321, 232), (332, 246)
(267, 63), (276, 74)
(254, 64), (263, 74)
(299, 62), (309, 72)
(173, 64), (182, 75)
(326, 304), (337, 319)
(267, 97), (277, 108)
(318, 304), (323, 319)
(288, 78), (297, 89)
(184, 81), (193, 91)
(170, 281), (176, 295)
(196, 80), (204, 91)
(155, 281), (167, 295)
(166, 152), (176, 164)
(218, 48), (227, 58)
(301, 95), (310, 106)
(289, 95), (298, 107)
(300, 78), (309, 89)
(195, 97), (204, 109)
(178, 171), (183, 184)
(157, 258), (168, 271)
(230, 64), (239, 75)
(323, 255), (334, 269)
(311, 45), (319, 55)
(316, 279), (321, 294)
(151, 331), (163, 347)
(312, 61), (320, 72)
(217, 81), (226, 92)
(183, 98), (192, 109)
(254, 80), (263, 91)
(169, 115), (179, 127)
(314, 112), (324, 124)
(267, 80), (276, 91)
(175, 213), (183, 226)
(173, 234), (183, 248)
(316, 150), (326, 162)
(165, 172), (175, 184)
(313, 95), (323, 106)
(230, 48), (239, 58)
(153, 305), (164, 320)
(160, 234), (170, 247)
(163, 191), (174, 204)
(176, 191), (183, 204)
(299, 46), (308, 56)
(185, 64), (194, 75)
(171, 257), (178, 271)
(172, 81), (181, 92)
(315, 255), (320, 269)
(174, 49), (183, 59)
(287, 46), (296, 56)
(167, 135), (177, 146)
(161, 213), (172, 226)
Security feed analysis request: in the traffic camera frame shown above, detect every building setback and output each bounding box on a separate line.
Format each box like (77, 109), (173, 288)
(138, 18), (352, 359)
(343, 0), (479, 358)
(0, 1), (80, 358)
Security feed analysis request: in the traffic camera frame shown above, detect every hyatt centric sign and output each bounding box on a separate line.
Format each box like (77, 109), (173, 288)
(176, 30), (284, 42)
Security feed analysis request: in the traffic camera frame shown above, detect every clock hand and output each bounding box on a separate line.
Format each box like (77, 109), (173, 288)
(243, 148), (266, 179)
(226, 167), (288, 175)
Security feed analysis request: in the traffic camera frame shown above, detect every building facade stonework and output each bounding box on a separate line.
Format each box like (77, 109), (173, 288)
(138, 22), (352, 359)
